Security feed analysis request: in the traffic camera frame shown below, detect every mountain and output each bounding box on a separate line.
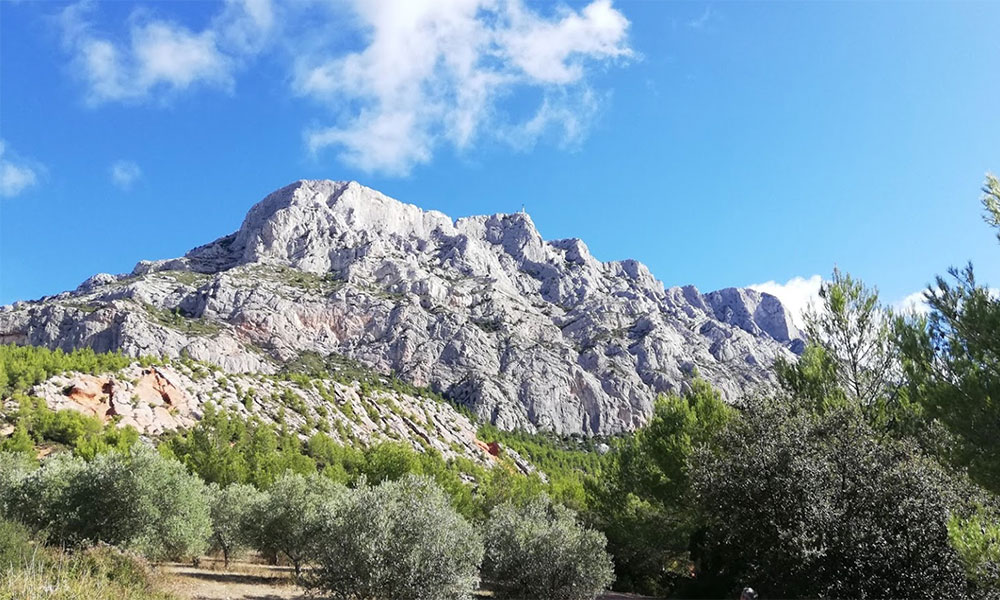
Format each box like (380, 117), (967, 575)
(0, 180), (802, 435)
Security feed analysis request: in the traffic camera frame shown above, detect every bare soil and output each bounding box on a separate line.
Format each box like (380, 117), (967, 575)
(159, 560), (305, 600)
(160, 558), (662, 600)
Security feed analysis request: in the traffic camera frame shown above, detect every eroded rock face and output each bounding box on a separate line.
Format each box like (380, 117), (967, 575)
(31, 367), (194, 435)
(0, 180), (803, 434)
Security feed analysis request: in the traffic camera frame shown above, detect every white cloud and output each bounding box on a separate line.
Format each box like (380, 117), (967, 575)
(0, 141), (41, 198)
(892, 290), (930, 316)
(298, 0), (633, 174)
(749, 275), (824, 330)
(110, 160), (142, 190)
(59, 0), (272, 104)
(57, 0), (631, 175)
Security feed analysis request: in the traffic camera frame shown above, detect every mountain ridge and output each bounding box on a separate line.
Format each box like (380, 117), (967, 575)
(1, 180), (802, 434)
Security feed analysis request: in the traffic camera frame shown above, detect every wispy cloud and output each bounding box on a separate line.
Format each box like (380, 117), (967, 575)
(686, 5), (717, 30)
(56, 0), (633, 176)
(0, 140), (41, 198)
(110, 159), (142, 190)
(59, 0), (272, 104)
(749, 275), (824, 330)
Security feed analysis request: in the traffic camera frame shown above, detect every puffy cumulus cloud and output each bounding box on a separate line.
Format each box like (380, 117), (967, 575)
(59, 0), (273, 104)
(297, 0), (633, 174)
(893, 290), (930, 316)
(893, 287), (1000, 316)
(110, 160), (142, 189)
(56, 0), (631, 175)
(0, 141), (41, 198)
(749, 275), (824, 330)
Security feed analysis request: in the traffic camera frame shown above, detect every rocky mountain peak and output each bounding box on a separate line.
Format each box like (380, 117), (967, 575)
(2, 180), (803, 435)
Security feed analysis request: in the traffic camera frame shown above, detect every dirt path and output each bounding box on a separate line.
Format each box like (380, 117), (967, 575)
(159, 562), (305, 600)
(160, 560), (662, 600)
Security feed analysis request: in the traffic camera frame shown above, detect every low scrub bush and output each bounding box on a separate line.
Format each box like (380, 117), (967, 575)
(0, 545), (172, 600)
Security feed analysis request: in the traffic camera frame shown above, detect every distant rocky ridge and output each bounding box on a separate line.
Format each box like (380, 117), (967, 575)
(0, 180), (803, 435)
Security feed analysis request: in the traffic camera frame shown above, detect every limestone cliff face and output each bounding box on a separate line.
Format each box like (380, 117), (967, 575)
(0, 180), (802, 434)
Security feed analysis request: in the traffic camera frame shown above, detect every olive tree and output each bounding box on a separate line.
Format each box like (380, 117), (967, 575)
(64, 446), (212, 560)
(3, 452), (85, 540)
(2, 447), (210, 560)
(0, 451), (36, 520)
(483, 495), (614, 600)
(303, 474), (483, 600)
(207, 482), (262, 568)
(247, 472), (344, 577)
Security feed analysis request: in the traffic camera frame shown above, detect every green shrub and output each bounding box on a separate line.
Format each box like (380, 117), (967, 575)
(0, 543), (172, 600)
(689, 401), (968, 599)
(304, 475), (483, 600)
(0, 344), (131, 397)
(483, 496), (614, 600)
(71, 545), (152, 590)
(949, 505), (1000, 597)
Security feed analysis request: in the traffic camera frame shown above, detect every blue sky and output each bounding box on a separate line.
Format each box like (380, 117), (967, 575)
(2, 0), (999, 318)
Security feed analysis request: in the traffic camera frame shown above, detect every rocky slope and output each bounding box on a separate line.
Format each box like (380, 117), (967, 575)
(0, 180), (802, 434)
(15, 357), (498, 468)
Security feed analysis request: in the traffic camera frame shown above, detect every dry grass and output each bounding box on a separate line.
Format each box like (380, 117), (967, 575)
(0, 552), (176, 600)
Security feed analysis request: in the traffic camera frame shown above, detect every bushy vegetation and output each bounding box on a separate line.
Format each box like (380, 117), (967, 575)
(477, 423), (607, 511)
(0, 534), (174, 600)
(305, 475), (483, 600)
(0, 345), (133, 397)
(483, 495), (613, 600)
(2, 396), (139, 458)
(690, 401), (967, 598)
(949, 505), (1000, 598)
(1, 446), (210, 560)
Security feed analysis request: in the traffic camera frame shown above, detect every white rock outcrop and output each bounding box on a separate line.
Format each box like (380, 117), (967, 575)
(0, 180), (803, 434)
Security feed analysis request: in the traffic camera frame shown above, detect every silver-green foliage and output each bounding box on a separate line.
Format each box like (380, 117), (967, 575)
(304, 474), (483, 600)
(1, 447), (211, 560)
(247, 472), (345, 576)
(483, 495), (614, 600)
(207, 482), (262, 567)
